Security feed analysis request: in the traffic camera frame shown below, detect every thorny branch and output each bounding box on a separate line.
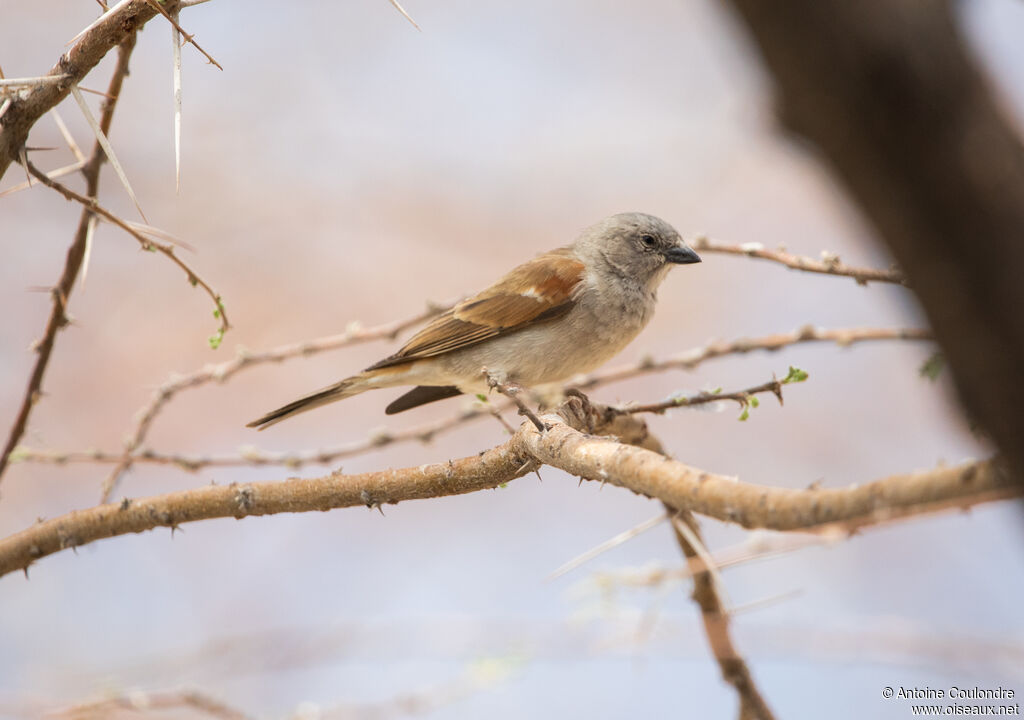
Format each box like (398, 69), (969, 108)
(96, 299), (454, 501)
(0, 402), (1014, 579)
(616, 366), (808, 420)
(600, 409), (777, 718)
(691, 236), (906, 285)
(0, 0), (178, 180)
(23, 158), (230, 339)
(573, 326), (931, 389)
(0, 39), (138, 488)
(12, 326), (928, 475)
(670, 509), (777, 720)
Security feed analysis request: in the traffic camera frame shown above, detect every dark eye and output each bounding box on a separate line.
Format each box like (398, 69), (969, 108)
(640, 234), (657, 248)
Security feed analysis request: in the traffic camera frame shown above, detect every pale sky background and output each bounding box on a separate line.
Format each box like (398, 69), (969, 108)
(1, 1), (1023, 718)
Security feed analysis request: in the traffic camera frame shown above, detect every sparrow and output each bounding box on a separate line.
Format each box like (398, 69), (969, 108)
(248, 212), (700, 429)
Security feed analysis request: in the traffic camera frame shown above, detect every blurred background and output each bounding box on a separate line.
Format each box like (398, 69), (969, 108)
(1, 1), (1023, 717)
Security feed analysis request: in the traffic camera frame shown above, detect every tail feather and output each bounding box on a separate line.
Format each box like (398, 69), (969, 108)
(247, 375), (366, 430)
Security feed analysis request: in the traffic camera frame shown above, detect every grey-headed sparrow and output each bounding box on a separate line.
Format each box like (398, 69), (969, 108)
(249, 212), (700, 429)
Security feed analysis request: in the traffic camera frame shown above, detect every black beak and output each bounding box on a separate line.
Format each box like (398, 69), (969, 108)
(664, 245), (701, 265)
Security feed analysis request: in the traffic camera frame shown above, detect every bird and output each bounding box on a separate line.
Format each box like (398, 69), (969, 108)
(247, 212), (700, 429)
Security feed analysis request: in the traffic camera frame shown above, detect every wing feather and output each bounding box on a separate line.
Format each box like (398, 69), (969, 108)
(368, 249), (584, 370)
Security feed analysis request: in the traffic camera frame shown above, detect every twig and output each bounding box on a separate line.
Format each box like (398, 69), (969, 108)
(573, 326), (932, 389)
(591, 532), (837, 588)
(617, 369), (804, 420)
(142, 0), (223, 70)
(16, 325), (920, 478)
(22, 159), (229, 338)
(0, 406), (1015, 579)
(691, 236), (906, 285)
(96, 300), (454, 500)
(13, 403), (496, 472)
(0, 39), (138, 488)
(549, 511), (667, 579)
(0, 160), (86, 197)
(50, 688), (251, 720)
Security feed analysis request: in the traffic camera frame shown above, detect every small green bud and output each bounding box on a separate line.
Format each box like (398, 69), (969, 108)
(783, 366), (809, 384)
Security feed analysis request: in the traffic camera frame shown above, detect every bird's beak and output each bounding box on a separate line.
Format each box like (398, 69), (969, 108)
(664, 245), (701, 265)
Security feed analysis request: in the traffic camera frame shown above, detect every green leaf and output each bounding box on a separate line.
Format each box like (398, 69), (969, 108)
(783, 366), (809, 384)
(738, 406), (749, 421)
(208, 330), (224, 350)
(919, 352), (945, 382)
(476, 393), (488, 402)
(749, 396), (759, 408)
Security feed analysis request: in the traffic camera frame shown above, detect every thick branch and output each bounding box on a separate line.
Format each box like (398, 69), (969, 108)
(522, 408), (1017, 533)
(0, 0), (176, 180)
(0, 434), (535, 578)
(721, 0), (1024, 478)
(0, 405), (1015, 579)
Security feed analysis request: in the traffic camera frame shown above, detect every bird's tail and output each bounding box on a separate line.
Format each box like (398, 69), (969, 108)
(246, 373), (372, 430)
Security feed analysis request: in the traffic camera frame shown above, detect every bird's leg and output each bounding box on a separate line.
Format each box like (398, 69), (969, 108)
(483, 368), (548, 432)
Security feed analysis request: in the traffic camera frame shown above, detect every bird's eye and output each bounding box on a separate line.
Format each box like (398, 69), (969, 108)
(640, 234), (657, 248)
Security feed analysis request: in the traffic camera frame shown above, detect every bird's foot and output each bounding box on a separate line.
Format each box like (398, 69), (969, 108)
(483, 368), (547, 432)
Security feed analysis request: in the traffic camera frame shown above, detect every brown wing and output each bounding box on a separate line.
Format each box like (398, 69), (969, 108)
(368, 249), (584, 370)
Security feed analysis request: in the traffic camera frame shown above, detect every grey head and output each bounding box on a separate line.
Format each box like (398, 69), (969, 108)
(574, 212), (701, 289)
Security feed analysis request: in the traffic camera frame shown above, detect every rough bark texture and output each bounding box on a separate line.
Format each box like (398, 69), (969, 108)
(722, 0), (1024, 478)
(0, 403), (1015, 580)
(0, 0), (173, 180)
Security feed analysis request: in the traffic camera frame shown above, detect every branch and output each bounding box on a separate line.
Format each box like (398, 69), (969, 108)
(12, 326), (924, 476)
(0, 39), (138, 487)
(1, 403), (1015, 579)
(574, 326), (931, 389)
(0, 0), (178, 180)
(669, 510), (777, 720)
(0, 429), (536, 579)
(617, 366), (808, 420)
(51, 689), (249, 720)
(691, 237), (905, 285)
(12, 404), (490, 472)
(599, 411), (777, 718)
(523, 407), (1017, 533)
(23, 158), (230, 341)
(96, 299), (453, 500)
